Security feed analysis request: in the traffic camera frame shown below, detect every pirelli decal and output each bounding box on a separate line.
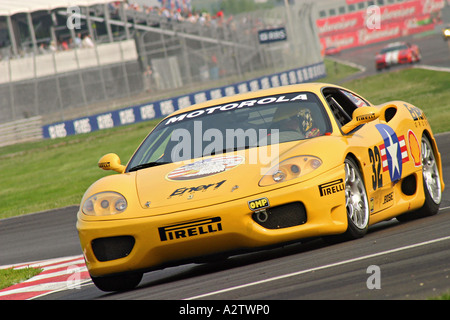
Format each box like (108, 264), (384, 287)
(318, 179), (345, 197)
(356, 113), (376, 122)
(158, 217), (222, 242)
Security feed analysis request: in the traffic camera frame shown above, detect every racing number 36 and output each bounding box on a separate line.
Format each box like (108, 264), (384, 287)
(368, 146), (383, 190)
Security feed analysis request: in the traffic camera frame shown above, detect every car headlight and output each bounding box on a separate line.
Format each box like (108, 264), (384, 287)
(259, 156), (322, 187)
(82, 192), (127, 216)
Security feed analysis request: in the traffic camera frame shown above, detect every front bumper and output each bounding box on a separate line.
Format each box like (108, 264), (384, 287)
(77, 165), (347, 277)
(376, 60), (386, 70)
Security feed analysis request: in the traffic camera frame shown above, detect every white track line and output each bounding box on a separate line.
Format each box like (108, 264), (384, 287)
(0, 254), (84, 270)
(185, 235), (450, 300)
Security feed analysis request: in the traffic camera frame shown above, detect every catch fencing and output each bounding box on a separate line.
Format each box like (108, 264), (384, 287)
(0, 40), (141, 125)
(43, 62), (326, 138)
(0, 2), (325, 140)
(135, 2), (322, 92)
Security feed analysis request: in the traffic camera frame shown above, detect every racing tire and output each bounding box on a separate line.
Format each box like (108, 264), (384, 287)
(325, 157), (369, 242)
(90, 272), (143, 292)
(412, 50), (421, 63)
(397, 135), (441, 222)
(343, 157), (370, 239)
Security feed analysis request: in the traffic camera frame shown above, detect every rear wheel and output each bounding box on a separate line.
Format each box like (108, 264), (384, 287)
(421, 136), (442, 208)
(91, 272), (143, 292)
(415, 49), (422, 63)
(397, 135), (441, 222)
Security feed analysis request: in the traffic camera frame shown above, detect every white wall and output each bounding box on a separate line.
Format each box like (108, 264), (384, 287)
(0, 39), (138, 84)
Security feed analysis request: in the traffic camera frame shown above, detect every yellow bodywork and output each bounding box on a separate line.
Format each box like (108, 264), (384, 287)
(77, 83), (444, 277)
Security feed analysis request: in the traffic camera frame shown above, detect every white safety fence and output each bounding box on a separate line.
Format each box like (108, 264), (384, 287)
(0, 40), (137, 84)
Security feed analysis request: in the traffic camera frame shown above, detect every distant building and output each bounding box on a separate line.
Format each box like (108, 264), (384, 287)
(313, 0), (445, 52)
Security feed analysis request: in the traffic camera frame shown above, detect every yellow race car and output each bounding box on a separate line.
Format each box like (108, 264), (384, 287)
(77, 83), (444, 292)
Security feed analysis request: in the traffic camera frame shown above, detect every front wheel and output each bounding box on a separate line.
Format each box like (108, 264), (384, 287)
(325, 157), (370, 243)
(343, 157), (370, 239)
(91, 272), (143, 292)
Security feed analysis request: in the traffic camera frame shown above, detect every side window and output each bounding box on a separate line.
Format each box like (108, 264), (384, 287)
(325, 93), (351, 126)
(340, 90), (370, 108)
(323, 88), (369, 127)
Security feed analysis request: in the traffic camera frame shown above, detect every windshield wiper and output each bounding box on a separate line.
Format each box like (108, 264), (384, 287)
(128, 161), (171, 172)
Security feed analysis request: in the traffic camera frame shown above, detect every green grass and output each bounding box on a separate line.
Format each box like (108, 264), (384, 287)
(0, 120), (159, 219)
(343, 68), (450, 134)
(429, 291), (450, 300)
(0, 267), (43, 290)
(0, 65), (448, 219)
(321, 58), (361, 84)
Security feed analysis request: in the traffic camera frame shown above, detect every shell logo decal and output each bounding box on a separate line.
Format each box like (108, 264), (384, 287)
(167, 155), (244, 181)
(408, 130), (421, 167)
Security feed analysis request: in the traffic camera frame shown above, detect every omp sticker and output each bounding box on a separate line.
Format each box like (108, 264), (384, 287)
(248, 197), (270, 211)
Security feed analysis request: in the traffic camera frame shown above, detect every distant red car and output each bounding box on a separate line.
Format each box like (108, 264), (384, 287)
(375, 42), (421, 71)
(324, 46), (340, 56)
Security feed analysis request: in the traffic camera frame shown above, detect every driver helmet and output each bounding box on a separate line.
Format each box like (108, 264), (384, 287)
(273, 105), (314, 134)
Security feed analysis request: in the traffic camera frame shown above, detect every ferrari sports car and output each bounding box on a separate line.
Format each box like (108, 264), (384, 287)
(375, 42), (421, 71)
(77, 83), (444, 292)
(324, 46), (340, 56)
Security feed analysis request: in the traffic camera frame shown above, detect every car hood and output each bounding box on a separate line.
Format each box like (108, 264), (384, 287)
(133, 137), (342, 215)
(135, 153), (259, 212)
(379, 50), (398, 59)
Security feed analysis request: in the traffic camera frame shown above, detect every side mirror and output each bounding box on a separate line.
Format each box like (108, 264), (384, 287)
(341, 106), (380, 134)
(98, 153), (126, 173)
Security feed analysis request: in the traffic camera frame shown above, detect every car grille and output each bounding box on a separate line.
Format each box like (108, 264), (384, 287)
(91, 236), (135, 262)
(252, 202), (307, 229)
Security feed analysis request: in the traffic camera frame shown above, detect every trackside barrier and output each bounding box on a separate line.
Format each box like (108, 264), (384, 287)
(0, 116), (43, 147)
(43, 62), (326, 139)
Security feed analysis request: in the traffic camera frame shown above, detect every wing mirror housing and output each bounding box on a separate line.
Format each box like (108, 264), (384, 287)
(98, 153), (126, 173)
(341, 106), (380, 134)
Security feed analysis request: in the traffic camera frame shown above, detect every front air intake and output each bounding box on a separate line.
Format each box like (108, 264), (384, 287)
(252, 202), (307, 229)
(384, 107), (397, 122)
(401, 174), (417, 196)
(91, 236), (135, 262)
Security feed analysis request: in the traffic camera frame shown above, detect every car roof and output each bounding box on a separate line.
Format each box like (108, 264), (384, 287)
(167, 82), (339, 118)
(385, 41), (406, 47)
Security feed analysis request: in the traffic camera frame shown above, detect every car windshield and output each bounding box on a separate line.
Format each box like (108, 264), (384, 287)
(380, 44), (408, 53)
(126, 92), (331, 171)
